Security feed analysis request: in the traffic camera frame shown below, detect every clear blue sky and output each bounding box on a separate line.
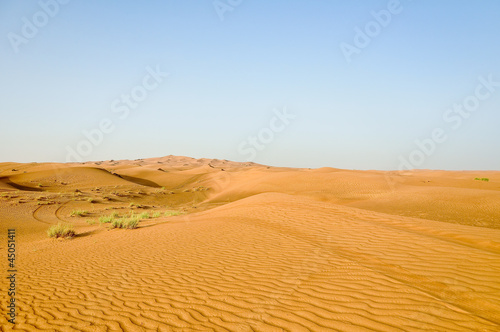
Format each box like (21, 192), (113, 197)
(1, 0), (499, 170)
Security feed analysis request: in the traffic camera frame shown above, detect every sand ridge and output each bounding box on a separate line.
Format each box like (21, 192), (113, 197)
(0, 156), (499, 331)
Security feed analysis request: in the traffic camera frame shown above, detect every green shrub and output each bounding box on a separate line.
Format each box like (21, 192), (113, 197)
(129, 202), (144, 208)
(164, 210), (182, 217)
(126, 218), (139, 229)
(71, 210), (88, 217)
(152, 212), (161, 218)
(110, 219), (121, 228)
(99, 215), (114, 224)
(111, 217), (139, 229)
(47, 223), (75, 238)
(139, 212), (150, 219)
(474, 177), (490, 182)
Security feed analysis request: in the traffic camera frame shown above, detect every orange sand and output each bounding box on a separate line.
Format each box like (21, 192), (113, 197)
(0, 156), (499, 331)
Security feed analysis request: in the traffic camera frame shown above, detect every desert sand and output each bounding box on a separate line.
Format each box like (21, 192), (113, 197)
(1, 156), (499, 331)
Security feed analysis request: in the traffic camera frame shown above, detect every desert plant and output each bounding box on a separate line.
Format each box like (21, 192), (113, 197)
(474, 177), (490, 182)
(164, 210), (182, 217)
(152, 212), (161, 218)
(37, 201), (55, 205)
(125, 218), (139, 229)
(47, 223), (75, 238)
(111, 217), (139, 229)
(70, 210), (88, 217)
(110, 219), (121, 228)
(130, 202), (145, 208)
(99, 215), (114, 224)
(87, 197), (98, 203)
(139, 212), (150, 219)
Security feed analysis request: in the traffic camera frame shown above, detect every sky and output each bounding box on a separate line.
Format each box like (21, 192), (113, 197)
(1, 0), (499, 170)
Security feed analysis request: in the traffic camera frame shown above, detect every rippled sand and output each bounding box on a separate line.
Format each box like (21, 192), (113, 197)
(1, 157), (499, 331)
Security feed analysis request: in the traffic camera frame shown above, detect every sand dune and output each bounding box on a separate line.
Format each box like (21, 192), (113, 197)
(0, 156), (499, 331)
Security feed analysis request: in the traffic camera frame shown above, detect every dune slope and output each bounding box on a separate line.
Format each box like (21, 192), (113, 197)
(0, 157), (499, 331)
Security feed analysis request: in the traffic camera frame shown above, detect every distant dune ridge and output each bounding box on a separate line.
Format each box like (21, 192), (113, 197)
(1, 156), (499, 330)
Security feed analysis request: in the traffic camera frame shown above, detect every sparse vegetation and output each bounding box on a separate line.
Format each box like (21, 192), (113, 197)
(71, 210), (88, 217)
(47, 223), (75, 238)
(129, 203), (145, 208)
(164, 210), (182, 217)
(152, 212), (161, 218)
(37, 183), (43, 187)
(99, 215), (116, 224)
(111, 217), (139, 229)
(99, 211), (142, 228)
(87, 197), (98, 203)
(37, 201), (55, 205)
(474, 177), (490, 182)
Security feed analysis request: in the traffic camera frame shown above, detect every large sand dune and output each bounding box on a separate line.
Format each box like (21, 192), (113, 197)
(1, 156), (499, 331)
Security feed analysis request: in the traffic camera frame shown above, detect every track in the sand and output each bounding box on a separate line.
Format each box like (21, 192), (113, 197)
(32, 201), (70, 225)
